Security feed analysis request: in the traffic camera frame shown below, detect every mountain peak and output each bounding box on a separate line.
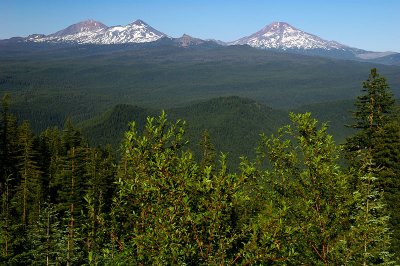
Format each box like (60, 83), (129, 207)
(175, 34), (205, 47)
(130, 19), (148, 26)
(181, 33), (193, 38)
(50, 19), (107, 37)
(82, 19), (102, 24)
(260, 22), (298, 34)
(268, 21), (291, 27)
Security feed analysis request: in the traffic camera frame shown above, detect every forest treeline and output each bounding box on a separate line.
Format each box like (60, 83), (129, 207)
(0, 69), (399, 265)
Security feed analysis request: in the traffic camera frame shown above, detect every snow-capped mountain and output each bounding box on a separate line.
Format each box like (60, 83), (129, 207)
(229, 21), (400, 61)
(27, 19), (166, 44)
(230, 22), (350, 51)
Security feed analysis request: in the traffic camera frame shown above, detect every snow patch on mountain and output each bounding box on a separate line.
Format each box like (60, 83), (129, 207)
(355, 51), (398, 60)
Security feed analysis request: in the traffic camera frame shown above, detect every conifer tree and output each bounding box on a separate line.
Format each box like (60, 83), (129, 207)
(372, 119), (400, 258)
(345, 68), (399, 258)
(0, 94), (18, 195)
(0, 94), (20, 262)
(56, 119), (88, 211)
(14, 121), (43, 227)
(39, 127), (62, 203)
(28, 202), (67, 265)
(83, 147), (115, 264)
(4, 121), (44, 264)
(344, 159), (394, 265)
(345, 68), (395, 166)
(199, 129), (216, 170)
(61, 118), (84, 154)
(55, 119), (88, 265)
(0, 175), (12, 261)
(57, 146), (87, 266)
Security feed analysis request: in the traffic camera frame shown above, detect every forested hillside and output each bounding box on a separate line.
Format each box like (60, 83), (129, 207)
(2, 43), (400, 135)
(78, 96), (359, 167)
(78, 96), (289, 167)
(1, 69), (399, 264)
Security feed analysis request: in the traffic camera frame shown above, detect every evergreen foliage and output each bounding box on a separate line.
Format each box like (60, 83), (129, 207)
(352, 68), (394, 130)
(3, 43), (400, 135)
(199, 129), (216, 170)
(14, 121), (42, 227)
(345, 68), (400, 259)
(346, 161), (394, 265)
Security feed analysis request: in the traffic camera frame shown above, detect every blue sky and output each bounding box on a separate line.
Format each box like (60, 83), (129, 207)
(1, 0), (399, 52)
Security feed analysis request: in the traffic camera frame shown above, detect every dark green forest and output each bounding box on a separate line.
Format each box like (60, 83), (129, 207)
(1, 69), (399, 265)
(1, 43), (400, 134)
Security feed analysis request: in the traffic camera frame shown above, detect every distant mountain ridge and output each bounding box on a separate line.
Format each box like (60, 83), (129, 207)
(3, 19), (399, 64)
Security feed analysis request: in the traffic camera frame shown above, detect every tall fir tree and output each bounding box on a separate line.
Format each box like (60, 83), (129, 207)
(0, 94), (18, 196)
(345, 68), (395, 165)
(55, 119), (88, 265)
(28, 201), (67, 265)
(14, 121), (43, 227)
(344, 159), (394, 265)
(199, 129), (216, 170)
(0, 175), (12, 262)
(345, 68), (400, 259)
(82, 146), (115, 264)
(372, 118), (400, 258)
(39, 127), (62, 203)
